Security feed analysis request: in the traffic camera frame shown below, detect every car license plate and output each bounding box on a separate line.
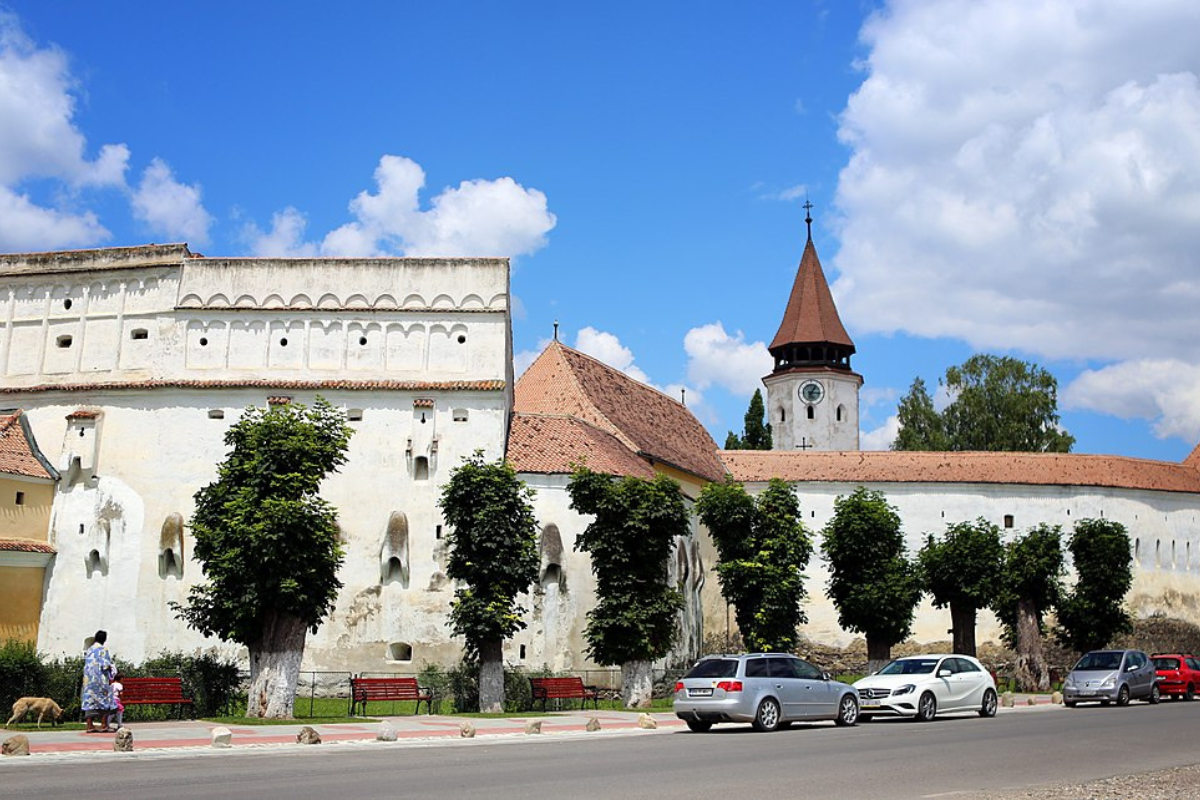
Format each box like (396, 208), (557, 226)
(689, 688), (713, 697)
(862, 701), (881, 709)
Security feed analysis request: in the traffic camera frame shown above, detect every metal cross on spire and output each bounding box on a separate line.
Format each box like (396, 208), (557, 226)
(803, 197), (814, 241)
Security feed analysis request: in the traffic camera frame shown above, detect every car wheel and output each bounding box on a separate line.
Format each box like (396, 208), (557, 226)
(915, 692), (937, 722)
(859, 713), (873, 722)
(1187, 685), (1195, 702)
(835, 694), (859, 727)
(1116, 685), (1131, 706)
(752, 697), (782, 732)
(1149, 684), (1161, 704)
(685, 720), (713, 733)
(1064, 699), (1077, 708)
(979, 688), (998, 718)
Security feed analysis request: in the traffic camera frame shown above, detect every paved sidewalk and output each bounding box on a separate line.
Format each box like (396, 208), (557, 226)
(2, 695), (1064, 761)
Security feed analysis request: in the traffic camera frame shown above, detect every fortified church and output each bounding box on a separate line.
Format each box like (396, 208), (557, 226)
(3, 225), (1200, 672)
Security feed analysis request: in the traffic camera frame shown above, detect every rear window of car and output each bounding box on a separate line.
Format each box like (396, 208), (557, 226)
(685, 659), (739, 679)
(1154, 657), (1180, 671)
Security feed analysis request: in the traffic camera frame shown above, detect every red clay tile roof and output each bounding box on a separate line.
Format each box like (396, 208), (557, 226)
(507, 413), (657, 479)
(1187, 443), (1200, 469)
(0, 411), (56, 480)
(67, 409), (100, 418)
(720, 449), (1200, 495)
(514, 342), (726, 482)
(1, 379), (505, 394)
(769, 237), (855, 351)
(0, 538), (56, 554)
(413, 398), (436, 408)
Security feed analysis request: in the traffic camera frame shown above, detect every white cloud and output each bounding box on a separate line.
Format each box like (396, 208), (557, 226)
(0, 186), (107, 250)
(1064, 359), (1200, 443)
(249, 155), (556, 259)
(131, 158), (213, 247)
(0, 12), (128, 249)
(861, 385), (899, 409)
(861, 415), (899, 451)
(574, 326), (650, 384)
(833, 1), (1200, 365)
(242, 206), (319, 257)
(684, 322), (772, 395)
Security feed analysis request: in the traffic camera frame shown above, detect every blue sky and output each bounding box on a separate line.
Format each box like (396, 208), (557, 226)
(3, 1), (1199, 462)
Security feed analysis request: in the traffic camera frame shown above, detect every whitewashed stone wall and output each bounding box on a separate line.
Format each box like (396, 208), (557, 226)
(723, 479), (1200, 648)
(764, 369), (862, 452)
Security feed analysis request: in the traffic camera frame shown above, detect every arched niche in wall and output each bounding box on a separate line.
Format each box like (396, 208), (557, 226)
(380, 511), (410, 588)
(539, 523), (567, 592)
(159, 512), (184, 579)
(85, 518), (110, 578)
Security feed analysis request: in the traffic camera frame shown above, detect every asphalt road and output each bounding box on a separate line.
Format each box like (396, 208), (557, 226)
(4, 702), (1198, 799)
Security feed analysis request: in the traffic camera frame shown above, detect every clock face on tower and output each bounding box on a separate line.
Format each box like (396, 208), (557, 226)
(799, 380), (825, 404)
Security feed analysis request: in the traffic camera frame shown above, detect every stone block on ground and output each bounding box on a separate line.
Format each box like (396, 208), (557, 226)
(1026, 696), (1037, 706)
(1001, 692), (1015, 708)
(2, 734), (30, 756)
(638, 713), (657, 729)
(586, 717), (601, 732)
(459, 721), (476, 738)
(297, 726), (322, 745)
(524, 720), (542, 735)
(114, 727), (133, 752)
(376, 721), (397, 742)
(1052, 691), (1063, 704)
(211, 726), (232, 748)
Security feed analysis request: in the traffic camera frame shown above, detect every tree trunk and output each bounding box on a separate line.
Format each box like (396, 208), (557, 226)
(949, 603), (977, 657)
(1013, 598), (1049, 692)
(622, 661), (653, 709)
(247, 610), (308, 719)
(478, 639), (504, 714)
(865, 635), (892, 675)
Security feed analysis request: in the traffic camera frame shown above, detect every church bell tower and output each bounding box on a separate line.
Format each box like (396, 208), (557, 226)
(763, 204), (862, 451)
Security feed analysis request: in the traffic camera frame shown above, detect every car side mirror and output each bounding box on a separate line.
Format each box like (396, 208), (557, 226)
(822, 670), (831, 681)
(1126, 664), (1138, 672)
(937, 669), (952, 678)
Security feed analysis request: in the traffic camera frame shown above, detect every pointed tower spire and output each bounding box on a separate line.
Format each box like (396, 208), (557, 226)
(768, 209), (855, 372)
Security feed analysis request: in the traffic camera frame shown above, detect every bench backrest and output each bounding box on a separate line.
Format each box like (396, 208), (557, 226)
(121, 677), (190, 702)
(530, 677), (588, 695)
(351, 677), (424, 699)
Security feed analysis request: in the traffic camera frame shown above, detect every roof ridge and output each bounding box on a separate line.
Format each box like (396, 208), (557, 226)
(552, 340), (690, 408)
(540, 342), (639, 450)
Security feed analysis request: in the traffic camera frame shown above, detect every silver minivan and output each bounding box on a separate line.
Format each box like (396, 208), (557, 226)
(673, 653), (859, 732)
(1063, 649), (1161, 707)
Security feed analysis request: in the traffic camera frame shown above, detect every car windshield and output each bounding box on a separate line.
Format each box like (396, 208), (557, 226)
(685, 659), (738, 679)
(1074, 652), (1122, 671)
(1153, 657), (1180, 671)
(877, 658), (938, 675)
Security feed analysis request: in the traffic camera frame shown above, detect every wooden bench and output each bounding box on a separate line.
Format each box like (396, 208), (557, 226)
(120, 677), (194, 719)
(529, 676), (600, 711)
(348, 677), (433, 716)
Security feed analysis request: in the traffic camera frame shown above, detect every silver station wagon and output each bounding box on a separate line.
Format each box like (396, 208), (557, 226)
(673, 653), (860, 732)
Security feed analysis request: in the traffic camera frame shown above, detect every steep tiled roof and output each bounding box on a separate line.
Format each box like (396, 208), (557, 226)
(769, 238), (855, 351)
(1, 379), (505, 395)
(508, 414), (656, 479)
(720, 449), (1200, 495)
(514, 342), (726, 482)
(1187, 443), (1200, 469)
(0, 411), (57, 480)
(0, 538), (56, 554)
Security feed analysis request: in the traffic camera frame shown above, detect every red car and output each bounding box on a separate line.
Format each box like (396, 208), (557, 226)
(1151, 653), (1200, 700)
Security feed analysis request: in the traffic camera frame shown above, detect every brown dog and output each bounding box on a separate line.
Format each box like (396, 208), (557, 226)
(6, 697), (64, 729)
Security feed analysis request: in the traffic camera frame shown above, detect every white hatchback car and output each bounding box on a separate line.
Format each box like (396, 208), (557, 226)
(853, 654), (998, 721)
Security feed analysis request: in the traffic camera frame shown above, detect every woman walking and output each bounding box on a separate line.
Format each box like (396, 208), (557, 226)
(82, 630), (116, 733)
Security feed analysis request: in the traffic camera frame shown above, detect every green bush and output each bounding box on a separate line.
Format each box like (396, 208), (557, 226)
(0, 639), (50, 713)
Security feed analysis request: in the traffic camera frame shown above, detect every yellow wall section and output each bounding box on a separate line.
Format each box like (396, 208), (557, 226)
(0, 478), (53, 541)
(0, 565), (45, 643)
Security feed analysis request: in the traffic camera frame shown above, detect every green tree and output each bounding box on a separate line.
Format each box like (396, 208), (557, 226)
(918, 519), (1005, 657)
(568, 467), (687, 707)
(993, 524), (1064, 691)
(696, 477), (812, 653)
(893, 355), (1074, 452)
(173, 398), (351, 718)
(821, 488), (922, 672)
(1057, 518), (1134, 653)
(439, 452), (540, 712)
(892, 378), (947, 451)
(724, 389), (772, 450)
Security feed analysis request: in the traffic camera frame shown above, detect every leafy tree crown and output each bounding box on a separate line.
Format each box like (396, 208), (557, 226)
(918, 518), (1005, 611)
(1057, 518), (1133, 652)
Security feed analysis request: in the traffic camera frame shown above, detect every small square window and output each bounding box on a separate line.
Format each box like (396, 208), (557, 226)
(56, 335), (73, 348)
(1003, 514), (1014, 529)
(15, 491), (25, 506)
(347, 409), (364, 422)
(131, 328), (149, 340)
(207, 409), (225, 419)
